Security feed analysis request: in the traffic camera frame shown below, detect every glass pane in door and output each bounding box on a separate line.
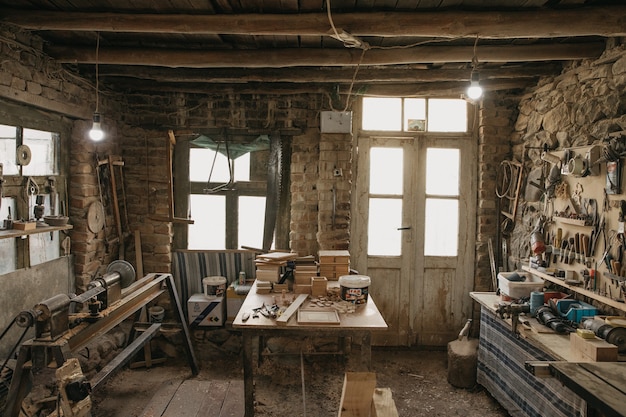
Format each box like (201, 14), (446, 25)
(426, 148), (460, 196)
(370, 147), (403, 195)
(424, 198), (459, 256)
(368, 198), (402, 256)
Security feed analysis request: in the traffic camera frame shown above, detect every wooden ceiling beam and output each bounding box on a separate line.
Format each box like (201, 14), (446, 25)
(2, 6), (625, 38)
(98, 65), (560, 83)
(49, 43), (604, 68)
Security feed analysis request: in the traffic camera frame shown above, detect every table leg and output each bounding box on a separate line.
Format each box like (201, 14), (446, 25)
(359, 331), (372, 371)
(242, 332), (255, 417)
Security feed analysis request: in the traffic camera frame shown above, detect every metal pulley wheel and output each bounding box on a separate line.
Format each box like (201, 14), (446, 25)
(87, 201), (105, 233)
(16, 144), (32, 166)
(106, 260), (136, 288)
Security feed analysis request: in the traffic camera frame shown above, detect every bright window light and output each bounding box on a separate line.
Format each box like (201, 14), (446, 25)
(428, 99), (467, 132)
(238, 196), (266, 249)
(188, 195), (226, 249)
(362, 97), (402, 131)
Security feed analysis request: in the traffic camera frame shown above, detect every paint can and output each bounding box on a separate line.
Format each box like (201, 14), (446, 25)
(338, 275), (370, 304)
(203, 276), (227, 298)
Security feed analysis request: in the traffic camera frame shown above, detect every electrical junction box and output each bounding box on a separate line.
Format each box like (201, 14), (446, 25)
(321, 111), (352, 133)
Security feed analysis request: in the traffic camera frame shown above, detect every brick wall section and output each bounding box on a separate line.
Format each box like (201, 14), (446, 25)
(474, 94), (518, 295)
(317, 133), (352, 251)
(290, 128), (321, 256)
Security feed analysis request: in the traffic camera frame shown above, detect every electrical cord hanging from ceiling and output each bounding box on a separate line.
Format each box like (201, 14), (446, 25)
(95, 32), (100, 114)
(325, 0), (368, 112)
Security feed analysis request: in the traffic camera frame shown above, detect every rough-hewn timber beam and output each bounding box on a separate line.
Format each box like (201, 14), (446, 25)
(49, 43), (604, 68)
(99, 65), (560, 83)
(2, 7), (625, 38)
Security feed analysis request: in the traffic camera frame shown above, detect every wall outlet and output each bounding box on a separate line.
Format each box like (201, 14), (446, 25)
(333, 168), (343, 177)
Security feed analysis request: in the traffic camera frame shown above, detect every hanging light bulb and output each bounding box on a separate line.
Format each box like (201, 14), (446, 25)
(89, 32), (105, 141)
(467, 71), (483, 100)
(89, 112), (104, 141)
(465, 35), (483, 101)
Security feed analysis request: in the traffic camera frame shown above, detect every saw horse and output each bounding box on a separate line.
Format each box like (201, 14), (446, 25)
(1, 261), (198, 417)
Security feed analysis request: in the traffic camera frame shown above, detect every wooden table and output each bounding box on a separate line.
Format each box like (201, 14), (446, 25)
(548, 362), (626, 417)
(232, 280), (388, 417)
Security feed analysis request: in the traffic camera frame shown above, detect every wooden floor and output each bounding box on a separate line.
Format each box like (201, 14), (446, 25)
(139, 379), (244, 417)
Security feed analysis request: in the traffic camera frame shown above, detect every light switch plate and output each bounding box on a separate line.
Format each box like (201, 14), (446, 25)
(320, 111), (352, 133)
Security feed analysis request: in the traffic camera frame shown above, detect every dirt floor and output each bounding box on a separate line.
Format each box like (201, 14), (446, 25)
(92, 330), (510, 417)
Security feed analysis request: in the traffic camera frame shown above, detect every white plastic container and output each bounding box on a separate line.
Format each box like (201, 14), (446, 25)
(203, 276), (227, 298)
(497, 272), (544, 299)
(338, 275), (371, 304)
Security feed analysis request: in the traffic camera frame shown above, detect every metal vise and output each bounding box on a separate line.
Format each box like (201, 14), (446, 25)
(495, 302), (531, 333)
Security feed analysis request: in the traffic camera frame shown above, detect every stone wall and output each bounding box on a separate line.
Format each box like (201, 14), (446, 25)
(509, 46), (626, 268)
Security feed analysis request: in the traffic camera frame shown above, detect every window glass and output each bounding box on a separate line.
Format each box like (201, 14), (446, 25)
(190, 148), (250, 183)
(190, 148), (231, 183)
(188, 194), (226, 249)
(427, 99), (467, 132)
(404, 98), (426, 131)
(0, 197), (16, 273)
(362, 97), (467, 133)
(424, 198), (459, 256)
(370, 147), (403, 195)
(362, 97), (402, 131)
(22, 128), (58, 176)
(0, 125), (18, 175)
(368, 198), (402, 256)
(238, 196), (266, 249)
(426, 148), (460, 196)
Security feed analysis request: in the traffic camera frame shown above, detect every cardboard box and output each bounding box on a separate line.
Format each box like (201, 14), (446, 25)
(226, 286), (247, 322)
(187, 294), (225, 327)
(12, 221), (36, 230)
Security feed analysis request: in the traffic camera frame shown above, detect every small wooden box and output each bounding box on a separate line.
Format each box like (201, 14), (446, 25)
(310, 276), (328, 297)
(319, 250), (350, 264)
(12, 221), (36, 230)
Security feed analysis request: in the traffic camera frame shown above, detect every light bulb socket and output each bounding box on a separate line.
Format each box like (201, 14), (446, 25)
(92, 112), (101, 124)
(470, 71), (480, 83)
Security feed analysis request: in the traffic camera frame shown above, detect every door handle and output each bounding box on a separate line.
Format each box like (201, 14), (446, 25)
(397, 226), (411, 230)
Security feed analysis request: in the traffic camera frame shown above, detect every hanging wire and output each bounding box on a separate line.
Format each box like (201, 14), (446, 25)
(471, 35), (479, 72)
(95, 32), (100, 113)
(325, 0), (368, 112)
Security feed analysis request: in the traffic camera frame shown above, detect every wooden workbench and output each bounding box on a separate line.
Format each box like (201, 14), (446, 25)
(548, 362), (626, 417)
(471, 291), (626, 417)
(232, 280), (388, 417)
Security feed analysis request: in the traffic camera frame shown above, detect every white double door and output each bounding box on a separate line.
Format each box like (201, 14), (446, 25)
(351, 134), (477, 346)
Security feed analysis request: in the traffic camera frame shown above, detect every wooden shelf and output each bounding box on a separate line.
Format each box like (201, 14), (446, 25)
(0, 224), (73, 240)
(522, 265), (626, 313)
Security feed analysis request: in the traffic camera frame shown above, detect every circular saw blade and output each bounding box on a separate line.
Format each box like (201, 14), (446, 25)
(87, 201), (105, 233)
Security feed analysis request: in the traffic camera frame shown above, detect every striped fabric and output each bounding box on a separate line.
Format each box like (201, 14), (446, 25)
(477, 308), (586, 417)
(172, 250), (257, 313)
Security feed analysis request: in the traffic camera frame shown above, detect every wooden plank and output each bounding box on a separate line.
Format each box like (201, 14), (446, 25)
(569, 332), (618, 362)
(138, 379), (183, 417)
(162, 380), (216, 417)
(196, 380), (230, 417)
(218, 381), (245, 417)
(135, 230), (144, 279)
(275, 294), (308, 326)
(338, 372), (377, 417)
(371, 388), (399, 417)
